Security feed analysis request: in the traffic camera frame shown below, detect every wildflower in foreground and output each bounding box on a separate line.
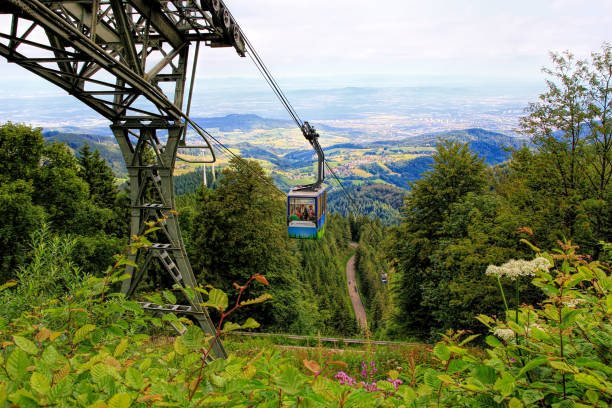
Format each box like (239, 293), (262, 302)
(493, 328), (514, 342)
(486, 257), (552, 280)
(386, 378), (403, 390)
(334, 371), (356, 386)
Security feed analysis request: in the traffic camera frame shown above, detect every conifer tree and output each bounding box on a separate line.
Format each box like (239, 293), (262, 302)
(78, 144), (118, 208)
(388, 140), (487, 336)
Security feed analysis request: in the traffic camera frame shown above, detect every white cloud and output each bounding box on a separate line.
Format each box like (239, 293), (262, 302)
(208, 0), (611, 81)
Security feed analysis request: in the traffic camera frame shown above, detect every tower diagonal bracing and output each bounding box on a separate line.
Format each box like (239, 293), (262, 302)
(0, 0), (248, 359)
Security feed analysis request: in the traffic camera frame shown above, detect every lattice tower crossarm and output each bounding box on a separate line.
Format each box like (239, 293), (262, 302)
(0, 0), (249, 359)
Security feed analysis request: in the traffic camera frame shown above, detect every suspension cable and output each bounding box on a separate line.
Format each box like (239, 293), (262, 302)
(199, 127), (287, 198)
(204, 9), (362, 215)
(325, 162), (361, 215)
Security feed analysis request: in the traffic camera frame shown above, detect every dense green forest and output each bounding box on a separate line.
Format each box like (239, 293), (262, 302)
(0, 45), (610, 407)
(2, 44), (611, 341)
(0, 126), (359, 337)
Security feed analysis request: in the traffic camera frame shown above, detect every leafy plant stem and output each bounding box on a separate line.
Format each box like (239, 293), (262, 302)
(437, 357), (451, 407)
(497, 276), (509, 311)
(558, 287), (567, 399)
(515, 279), (519, 324)
(189, 274), (261, 401)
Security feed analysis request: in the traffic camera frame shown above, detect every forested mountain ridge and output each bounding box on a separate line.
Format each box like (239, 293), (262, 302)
(42, 123), (524, 189)
(43, 130), (126, 176)
(328, 183), (405, 225)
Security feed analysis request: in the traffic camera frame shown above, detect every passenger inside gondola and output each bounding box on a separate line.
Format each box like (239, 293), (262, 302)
(308, 205), (315, 221)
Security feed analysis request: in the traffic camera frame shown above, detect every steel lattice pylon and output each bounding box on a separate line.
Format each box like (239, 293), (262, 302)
(0, 0), (247, 359)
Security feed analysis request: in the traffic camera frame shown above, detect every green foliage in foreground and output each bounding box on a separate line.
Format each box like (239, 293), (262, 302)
(1, 228), (610, 407)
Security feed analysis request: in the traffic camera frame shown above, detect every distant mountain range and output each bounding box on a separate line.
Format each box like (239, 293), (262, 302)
(42, 115), (527, 195)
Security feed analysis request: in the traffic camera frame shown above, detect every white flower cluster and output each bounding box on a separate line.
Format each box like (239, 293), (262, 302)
(486, 257), (552, 280)
(562, 298), (585, 308)
(493, 328), (514, 342)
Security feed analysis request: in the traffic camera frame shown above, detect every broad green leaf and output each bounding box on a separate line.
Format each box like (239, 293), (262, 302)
(73, 324), (95, 344)
(560, 308), (580, 326)
(507, 320), (525, 335)
(574, 373), (606, 390)
(181, 325), (205, 350)
(397, 385), (417, 402)
(437, 374), (454, 384)
(521, 389), (544, 405)
(549, 360), (574, 372)
(13, 336), (38, 355)
(47, 377), (73, 403)
(6, 348), (29, 381)
(90, 364), (110, 384)
(173, 337), (188, 355)
(509, 397), (524, 408)
(433, 343), (450, 361)
(203, 288), (228, 311)
(224, 362), (243, 378)
(239, 364), (256, 380)
(0, 382), (6, 406)
(377, 381), (396, 392)
(115, 258), (138, 268)
(108, 393), (131, 408)
(493, 372), (515, 396)
(125, 367), (144, 390)
(574, 358), (612, 375)
(459, 334), (481, 346)
(423, 368), (441, 389)
(475, 314), (494, 328)
(530, 326), (551, 341)
(223, 322), (241, 332)
(241, 318), (260, 329)
(240, 294), (273, 306)
(585, 390), (599, 404)
(486, 335), (504, 348)
(181, 352), (201, 369)
(139, 358), (152, 371)
(162, 290), (176, 305)
(0, 280), (17, 292)
(144, 226), (161, 234)
(517, 357), (548, 377)
(30, 372), (50, 396)
(274, 365), (303, 395)
(471, 364), (496, 385)
(209, 373), (226, 388)
(447, 359), (468, 375)
(113, 339), (128, 358)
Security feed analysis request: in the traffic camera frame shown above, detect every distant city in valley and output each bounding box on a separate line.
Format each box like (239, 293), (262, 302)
(0, 77), (541, 140)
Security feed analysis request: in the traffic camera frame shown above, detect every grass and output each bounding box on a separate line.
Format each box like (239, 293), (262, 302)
(223, 334), (433, 380)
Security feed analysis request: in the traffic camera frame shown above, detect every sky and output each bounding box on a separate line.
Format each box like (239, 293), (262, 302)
(0, 0), (610, 89)
(189, 0), (612, 87)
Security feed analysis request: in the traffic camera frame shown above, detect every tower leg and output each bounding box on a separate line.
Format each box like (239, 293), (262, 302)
(113, 120), (227, 359)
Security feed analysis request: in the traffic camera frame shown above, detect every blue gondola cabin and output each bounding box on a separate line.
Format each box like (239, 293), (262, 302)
(287, 186), (326, 239)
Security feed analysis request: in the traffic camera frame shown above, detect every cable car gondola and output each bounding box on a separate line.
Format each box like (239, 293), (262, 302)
(287, 122), (327, 239)
(287, 186), (326, 239)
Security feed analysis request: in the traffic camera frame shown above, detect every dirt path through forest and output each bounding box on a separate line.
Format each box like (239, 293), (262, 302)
(346, 243), (368, 331)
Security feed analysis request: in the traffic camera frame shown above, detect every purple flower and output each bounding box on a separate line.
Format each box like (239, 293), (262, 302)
(386, 378), (403, 391)
(335, 371), (356, 386)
